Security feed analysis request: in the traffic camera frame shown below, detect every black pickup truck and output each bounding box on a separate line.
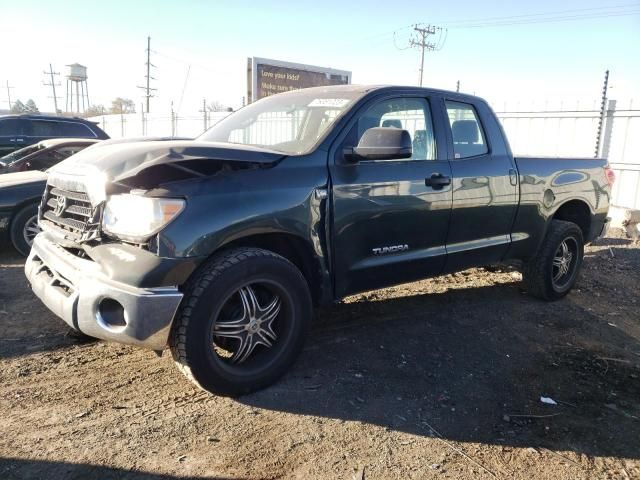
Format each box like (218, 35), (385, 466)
(25, 85), (612, 396)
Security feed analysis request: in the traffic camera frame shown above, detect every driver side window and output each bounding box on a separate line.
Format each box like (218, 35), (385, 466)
(355, 97), (436, 160)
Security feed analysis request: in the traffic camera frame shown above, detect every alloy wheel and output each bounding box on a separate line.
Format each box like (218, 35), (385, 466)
(212, 282), (285, 365)
(22, 215), (40, 247)
(551, 237), (578, 289)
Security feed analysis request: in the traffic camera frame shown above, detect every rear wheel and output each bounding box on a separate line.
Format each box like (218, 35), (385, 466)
(170, 247), (312, 396)
(523, 219), (584, 301)
(10, 203), (40, 257)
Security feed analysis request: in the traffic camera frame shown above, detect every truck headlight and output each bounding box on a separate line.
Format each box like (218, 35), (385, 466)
(102, 194), (185, 242)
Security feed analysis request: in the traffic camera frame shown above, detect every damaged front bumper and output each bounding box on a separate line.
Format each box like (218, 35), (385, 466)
(25, 233), (184, 350)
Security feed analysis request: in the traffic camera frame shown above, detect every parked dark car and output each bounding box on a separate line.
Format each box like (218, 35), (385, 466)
(0, 171), (47, 255)
(25, 85), (613, 396)
(0, 138), (100, 174)
(0, 114), (109, 156)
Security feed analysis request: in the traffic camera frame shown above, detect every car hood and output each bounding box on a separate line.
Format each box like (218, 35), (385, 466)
(49, 140), (286, 183)
(0, 170), (47, 188)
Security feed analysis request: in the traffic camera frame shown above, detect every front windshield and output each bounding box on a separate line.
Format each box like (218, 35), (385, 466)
(0, 144), (44, 166)
(197, 89), (361, 155)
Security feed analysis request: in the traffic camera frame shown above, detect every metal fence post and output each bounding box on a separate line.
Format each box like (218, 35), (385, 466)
(141, 104), (146, 136)
(595, 70), (609, 158)
(601, 99), (617, 160)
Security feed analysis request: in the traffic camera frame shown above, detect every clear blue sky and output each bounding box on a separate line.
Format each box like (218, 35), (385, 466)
(1, 0), (638, 113)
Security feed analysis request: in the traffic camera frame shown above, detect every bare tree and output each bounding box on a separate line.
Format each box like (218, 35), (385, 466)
(85, 104), (107, 117)
(207, 101), (230, 112)
(10, 100), (26, 113)
(24, 99), (39, 113)
(110, 97), (136, 114)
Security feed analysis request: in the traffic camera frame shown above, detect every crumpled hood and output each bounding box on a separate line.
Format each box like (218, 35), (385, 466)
(49, 140), (286, 183)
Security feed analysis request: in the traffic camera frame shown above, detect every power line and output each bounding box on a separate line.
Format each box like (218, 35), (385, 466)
(440, 3), (639, 25)
(43, 64), (61, 114)
(152, 48), (234, 76)
(446, 9), (640, 29)
(176, 64), (191, 113)
(375, 4), (639, 44)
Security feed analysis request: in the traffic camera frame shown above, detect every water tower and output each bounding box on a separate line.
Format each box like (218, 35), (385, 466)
(65, 63), (90, 113)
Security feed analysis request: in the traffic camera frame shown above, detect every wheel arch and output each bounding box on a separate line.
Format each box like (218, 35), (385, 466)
(215, 232), (326, 306)
(551, 199), (592, 240)
(8, 197), (41, 231)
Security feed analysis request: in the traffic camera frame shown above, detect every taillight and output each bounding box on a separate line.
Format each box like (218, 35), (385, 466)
(604, 166), (616, 186)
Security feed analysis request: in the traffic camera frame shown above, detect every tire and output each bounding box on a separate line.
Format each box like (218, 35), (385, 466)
(523, 219), (584, 301)
(10, 203), (40, 257)
(170, 247), (312, 396)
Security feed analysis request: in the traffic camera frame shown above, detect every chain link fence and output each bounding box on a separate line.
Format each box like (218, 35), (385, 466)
(495, 99), (639, 209)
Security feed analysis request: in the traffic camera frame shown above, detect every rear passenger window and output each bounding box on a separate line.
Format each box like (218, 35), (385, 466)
(58, 122), (95, 137)
(445, 101), (488, 159)
(30, 120), (59, 137)
(30, 120), (94, 138)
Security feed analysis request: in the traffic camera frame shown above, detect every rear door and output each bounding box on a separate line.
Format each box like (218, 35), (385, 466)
(56, 121), (98, 138)
(25, 119), (58, 145)
(442, 99), (518, 272)
(330, 94), (452, 297)
(0, 118), (23, 155)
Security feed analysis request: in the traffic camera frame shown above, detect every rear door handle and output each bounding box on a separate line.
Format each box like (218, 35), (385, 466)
(425, 173), (451, 189)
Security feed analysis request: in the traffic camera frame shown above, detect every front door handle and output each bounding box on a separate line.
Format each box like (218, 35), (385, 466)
(425, 173), (451, 189)
(509, 168), (518, 186)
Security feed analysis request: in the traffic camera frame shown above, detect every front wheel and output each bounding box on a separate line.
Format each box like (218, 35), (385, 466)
(170, 247), (312, 396)
(523, 219), (584, 301)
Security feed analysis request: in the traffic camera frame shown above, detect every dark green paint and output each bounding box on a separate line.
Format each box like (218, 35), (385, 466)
(32, 86), (612, 304)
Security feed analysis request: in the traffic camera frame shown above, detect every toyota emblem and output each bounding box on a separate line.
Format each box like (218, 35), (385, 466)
(53, 196), (67, 216)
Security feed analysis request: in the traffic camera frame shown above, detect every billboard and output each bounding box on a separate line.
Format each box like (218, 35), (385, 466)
(247, 57), (351, 103)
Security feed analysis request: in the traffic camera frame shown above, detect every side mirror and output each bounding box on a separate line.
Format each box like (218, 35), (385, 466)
(351, 127), (412, 161)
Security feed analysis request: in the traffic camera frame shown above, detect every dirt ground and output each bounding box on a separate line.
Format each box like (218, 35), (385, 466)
(0, 229), (638, 480)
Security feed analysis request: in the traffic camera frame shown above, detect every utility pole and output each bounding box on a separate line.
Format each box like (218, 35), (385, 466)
(43, 64), (61, 114)
(408, 24), (444, 87)
(456, 80), (460, 92)
(137, 36), (157, 113)
(595, 69), (610, 158)
(5, 80), (13, 110)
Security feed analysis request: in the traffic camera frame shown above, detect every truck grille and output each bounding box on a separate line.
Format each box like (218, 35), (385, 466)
(40, 185), (101, 242)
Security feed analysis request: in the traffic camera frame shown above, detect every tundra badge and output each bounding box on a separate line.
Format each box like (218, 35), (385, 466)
(372, 244), (409, 255)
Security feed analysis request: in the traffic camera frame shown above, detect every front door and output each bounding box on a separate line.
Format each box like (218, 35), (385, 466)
(330, 95), (452, 298)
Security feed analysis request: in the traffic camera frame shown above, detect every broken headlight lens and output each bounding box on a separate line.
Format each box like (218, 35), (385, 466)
(102, 194), (185, 242)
